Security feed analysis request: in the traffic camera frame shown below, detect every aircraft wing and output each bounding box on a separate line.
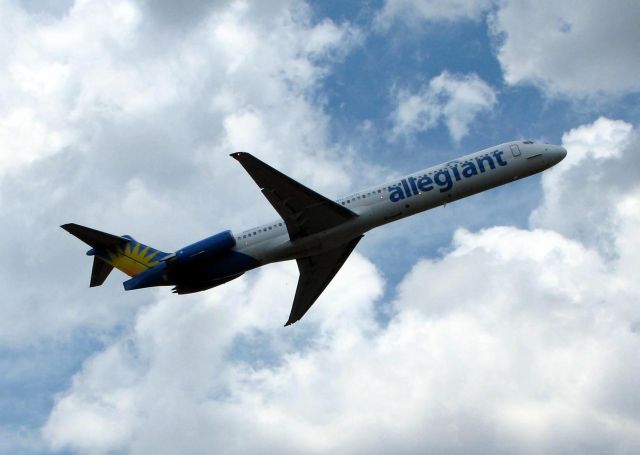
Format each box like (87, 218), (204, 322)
(285, 235), (362, 326)
(230, 152), (356, 240)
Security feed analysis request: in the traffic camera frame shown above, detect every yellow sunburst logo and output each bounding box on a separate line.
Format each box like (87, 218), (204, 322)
(102, 242), (162, 277)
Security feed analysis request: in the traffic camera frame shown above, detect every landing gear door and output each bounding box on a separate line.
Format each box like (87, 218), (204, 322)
(510, 144), (521, 157)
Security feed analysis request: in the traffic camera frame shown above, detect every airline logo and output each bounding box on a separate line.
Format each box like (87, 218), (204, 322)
(388, 150), (508, 202)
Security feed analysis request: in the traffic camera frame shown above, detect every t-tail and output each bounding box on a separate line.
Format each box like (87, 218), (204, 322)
(61, 223), (170, 287)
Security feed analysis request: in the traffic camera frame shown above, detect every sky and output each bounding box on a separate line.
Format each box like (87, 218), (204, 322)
(1, 0), (640, 453)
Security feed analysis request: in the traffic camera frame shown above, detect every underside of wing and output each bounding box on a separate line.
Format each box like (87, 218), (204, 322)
(230, 152), (356, 240)
(286, 235), (363, 326)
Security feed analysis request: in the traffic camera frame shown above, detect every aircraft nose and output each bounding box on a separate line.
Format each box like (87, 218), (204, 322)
(557, 145), (567, 161)
(546, 144), (567, 164)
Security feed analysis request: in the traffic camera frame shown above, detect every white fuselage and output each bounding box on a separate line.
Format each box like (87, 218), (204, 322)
(232, 141), (566, 265)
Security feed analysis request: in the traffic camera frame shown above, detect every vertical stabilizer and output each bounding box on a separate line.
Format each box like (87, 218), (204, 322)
(91, 257), (114, 287)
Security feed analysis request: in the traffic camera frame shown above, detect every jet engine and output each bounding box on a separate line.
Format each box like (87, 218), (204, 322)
(168, 230), (236, 268)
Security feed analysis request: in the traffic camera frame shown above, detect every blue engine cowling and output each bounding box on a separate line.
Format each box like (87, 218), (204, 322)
(172, 230), (236, 267)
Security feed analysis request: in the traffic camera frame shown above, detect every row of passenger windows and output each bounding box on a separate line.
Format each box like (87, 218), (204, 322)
(237, 222), (284, 240)
(340, 188), (384, 205)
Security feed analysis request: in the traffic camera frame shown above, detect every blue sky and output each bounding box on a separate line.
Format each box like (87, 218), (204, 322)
(1, 0), (640, 453)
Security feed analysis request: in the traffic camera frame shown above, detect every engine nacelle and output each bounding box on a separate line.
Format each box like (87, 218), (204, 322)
(171, 230), (236, 267)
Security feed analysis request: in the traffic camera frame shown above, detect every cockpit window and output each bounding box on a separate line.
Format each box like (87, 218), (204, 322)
(522, 140), (534, 144)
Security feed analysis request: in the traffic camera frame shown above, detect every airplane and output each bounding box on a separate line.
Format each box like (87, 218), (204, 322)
(62, 141), (567, 326)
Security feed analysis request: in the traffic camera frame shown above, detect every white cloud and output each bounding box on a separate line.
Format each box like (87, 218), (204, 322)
(489, 0), (640, 97)
(376, 0), (493, 28)
(531, 117), (639, 257)
(43, 255), (384, 453)
(391, 71), (497, 142)
(376, 0), (640, 98)
(0, 0), (360, 179)
(43, 117), (640, 453)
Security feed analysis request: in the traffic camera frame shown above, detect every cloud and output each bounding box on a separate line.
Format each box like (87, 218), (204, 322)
(43, 117), (640, 453)
(489, 0), (640, 97)
(43, 255), (385, 454)
(391, 71), (497, 142)
(375, 0), (640, 98)
(531, 117), (638, 257)
(375, 0), (493, 28)
(0, 0), (361, 181)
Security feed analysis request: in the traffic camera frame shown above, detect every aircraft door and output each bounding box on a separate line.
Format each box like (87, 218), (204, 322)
(510, 144), (521, 157)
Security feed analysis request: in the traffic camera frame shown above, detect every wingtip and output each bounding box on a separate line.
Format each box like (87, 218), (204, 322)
(229, 151), (246, 160)
(60, 223), (77, 233)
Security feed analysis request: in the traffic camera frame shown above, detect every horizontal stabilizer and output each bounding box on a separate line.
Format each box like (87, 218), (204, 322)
(61, 223), (128, 249)
(90, 256), (114, 287)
